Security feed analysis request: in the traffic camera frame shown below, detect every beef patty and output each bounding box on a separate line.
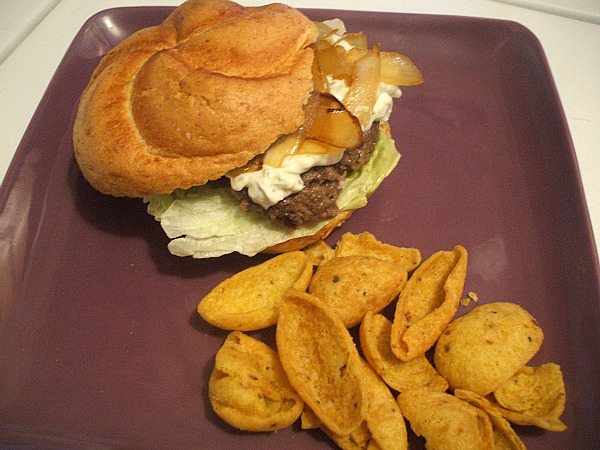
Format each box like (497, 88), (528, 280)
(233, 123), (380, 228)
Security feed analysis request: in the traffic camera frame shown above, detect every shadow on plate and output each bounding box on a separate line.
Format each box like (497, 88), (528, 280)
(68, 155), (267, 279)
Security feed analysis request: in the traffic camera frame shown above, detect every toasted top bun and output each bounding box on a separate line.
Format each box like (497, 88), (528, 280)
(73, 0), (318, 197)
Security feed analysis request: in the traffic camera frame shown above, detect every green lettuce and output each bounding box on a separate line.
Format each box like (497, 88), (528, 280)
(145, 131), (400, 258)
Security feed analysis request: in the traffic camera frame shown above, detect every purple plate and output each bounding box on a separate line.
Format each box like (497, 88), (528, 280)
(1, 6), (598, 449)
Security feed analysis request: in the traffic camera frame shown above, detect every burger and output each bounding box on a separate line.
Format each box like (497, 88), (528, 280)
(73, 0), (423, 258)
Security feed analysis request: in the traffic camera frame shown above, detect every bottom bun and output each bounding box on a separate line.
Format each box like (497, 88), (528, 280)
(262, 210), (354, 254)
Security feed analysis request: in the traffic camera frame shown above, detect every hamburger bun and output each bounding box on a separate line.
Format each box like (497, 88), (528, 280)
(74, 1), (415, 258)
(262, 210), (355, 253)
(73, 0), (318, 197)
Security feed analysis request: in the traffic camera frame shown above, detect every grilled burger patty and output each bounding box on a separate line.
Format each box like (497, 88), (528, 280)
(234, 123), (380, 228)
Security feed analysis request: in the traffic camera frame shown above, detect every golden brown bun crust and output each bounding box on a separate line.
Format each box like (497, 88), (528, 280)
(262, 210), (355, 254)
(73, 0), (318, 197)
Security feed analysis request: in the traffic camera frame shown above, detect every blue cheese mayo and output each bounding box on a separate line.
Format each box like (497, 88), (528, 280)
(228, 151), (344, 209)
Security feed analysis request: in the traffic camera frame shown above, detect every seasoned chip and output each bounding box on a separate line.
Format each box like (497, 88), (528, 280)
(301, 357), (406, 450)
(321, 358), (408, 450)
(303, 239), (335, 266)
(357, 358), (408, 450)
(434, 302), (544, 396)
(455, 389), (526, 450)
(359, 311), (448, 392)
(325, 421), (372, 450)
(334, 231), (421, 272)
(198, 251), (312, 330)
(368, 440), (382, 450)
(309, 255), (407, 328)
(347, 424), (372, 450)
(391, 245), (468, 361)
(208, 331), (304, 432)
(397, 389), (494, 450)
(276, 291), (364, 436)
(490, 363), (567, 431)
(300, 405), (321, 430)
(197, 233), (567, 446)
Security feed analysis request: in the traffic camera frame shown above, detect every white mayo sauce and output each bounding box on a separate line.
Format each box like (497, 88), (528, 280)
(228, 20), (401, 209)
(228, 152), (344, 209)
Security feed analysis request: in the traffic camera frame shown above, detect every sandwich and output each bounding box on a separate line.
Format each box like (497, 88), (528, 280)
(73, 0), (423, 258)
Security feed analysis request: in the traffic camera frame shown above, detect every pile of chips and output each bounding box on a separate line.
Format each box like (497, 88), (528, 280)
(198, 232), (566, 449)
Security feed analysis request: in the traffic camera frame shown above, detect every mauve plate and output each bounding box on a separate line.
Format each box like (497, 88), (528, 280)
(1, 6), (599, 449)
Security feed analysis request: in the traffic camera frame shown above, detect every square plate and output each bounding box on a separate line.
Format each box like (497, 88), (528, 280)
(1, 6), (599, 448)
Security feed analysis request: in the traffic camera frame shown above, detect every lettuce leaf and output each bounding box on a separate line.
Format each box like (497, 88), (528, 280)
(145, 131), (400, 258)
(338, 131), (400, 210)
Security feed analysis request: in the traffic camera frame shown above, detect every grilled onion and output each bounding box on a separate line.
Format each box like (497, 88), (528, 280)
(343, 46), (382, 129)
(307, 94), (362, 149)
(380, 51), (424, 86)
(263, 93), (362, 167)
(237, 20), (422, 172)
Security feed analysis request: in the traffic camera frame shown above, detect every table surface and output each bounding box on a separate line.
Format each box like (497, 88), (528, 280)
(1, 0), (599, 260)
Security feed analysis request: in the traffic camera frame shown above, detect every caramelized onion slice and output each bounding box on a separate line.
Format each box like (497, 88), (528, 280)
(262, 133), (302, 168)
(337, 32), (368, 49)
(238, 93), (321, 170)
(380, 51), (424, 86)
(262, 136), (345, 167)
(227, 154), (263, 178)
(343, 46), (381, 129)
(315, 45), (350, 79)
(296, 139), (346, 156)
(299, 92), (322, 138)
(307, 94), (363, 149)
(263, 93), (362, 168)
(314, 21), (339, 39)
(311, 47), (329, 93)
(262, 93), (320, 168)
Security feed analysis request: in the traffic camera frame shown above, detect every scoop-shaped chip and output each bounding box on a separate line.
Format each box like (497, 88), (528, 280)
(309, 255), (407, 328)
(276, 291), (364, 436)
(455, 389), (526, 450)
(323, 421), (373, 450)
(319, 358), (408, 450)
(359, 311), (448, 393)
(300, 405), (321, 430)
(357, 358), (408, 450)
(303, 239), (335, 266)
(397, 389), (494, 450)
(198, 251), (312, 330)
(391, 245), (468, 361)
(334, 231), (421, 272)
(490, 363), (567, 432)
(434, 302), (544, 396)
(208, 331), (304, 431)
